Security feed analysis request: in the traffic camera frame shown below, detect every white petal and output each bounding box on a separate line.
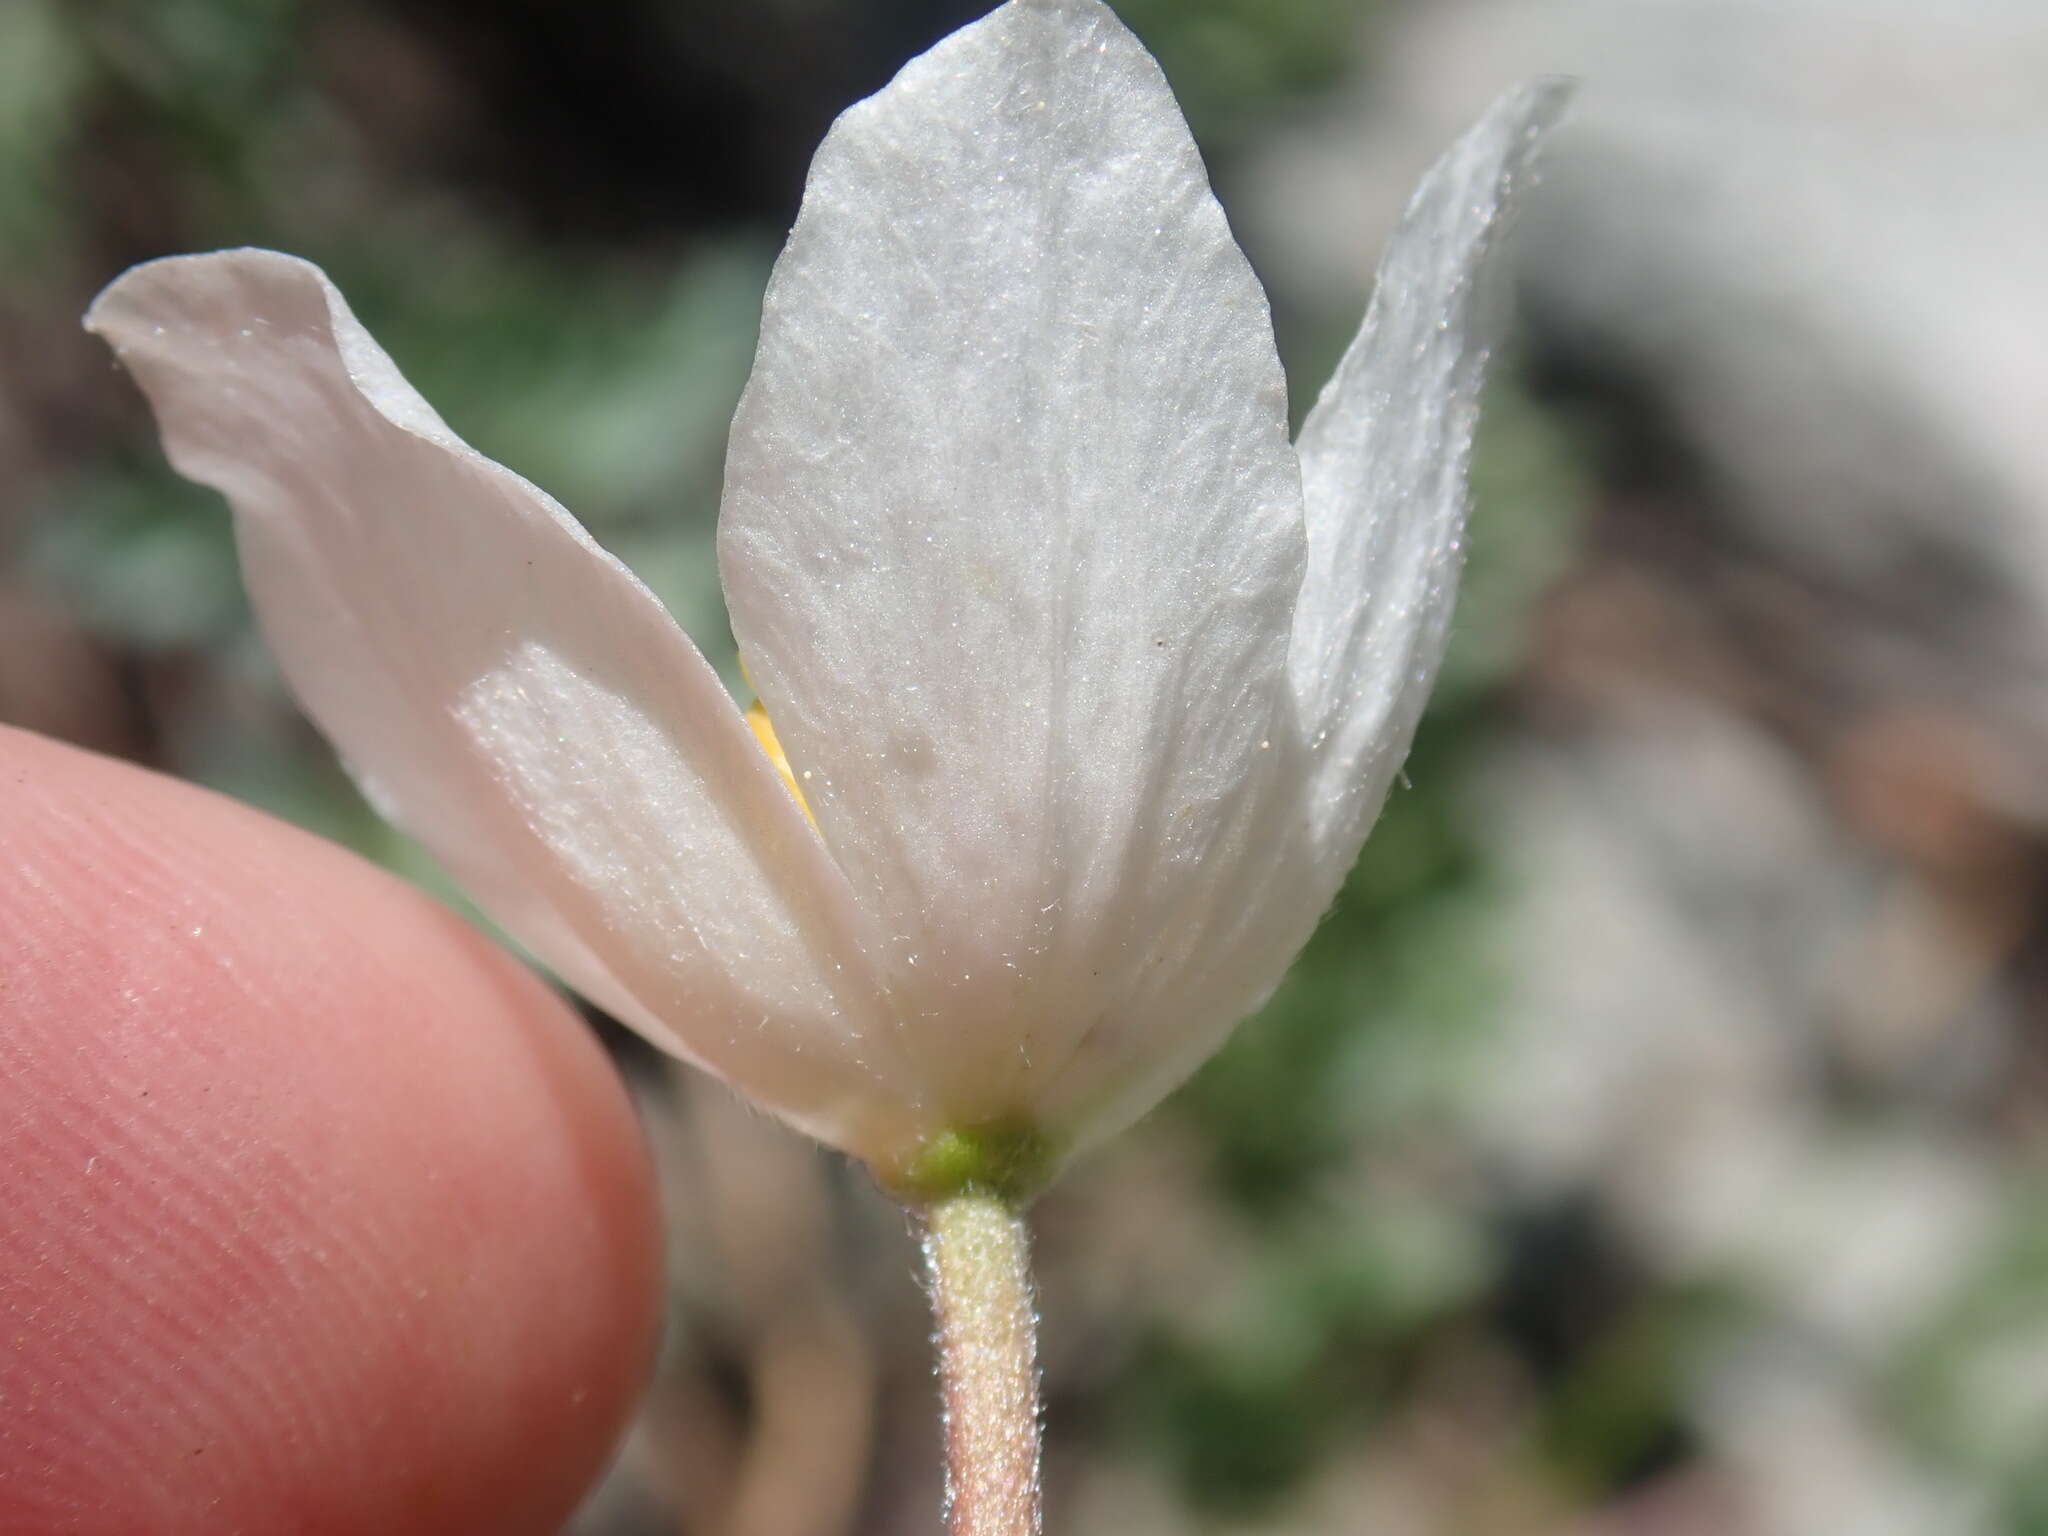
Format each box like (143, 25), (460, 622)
(1290, 81), (1570, 872)
(86, 250), (917, 1163)
(720, 0), (1308, 1131)
(1044, 86), (1574, 1162)
(1024, 737), (1327, 1160)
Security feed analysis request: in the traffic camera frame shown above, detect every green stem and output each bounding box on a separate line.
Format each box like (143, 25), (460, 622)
(923, 1191), (1042, 1536)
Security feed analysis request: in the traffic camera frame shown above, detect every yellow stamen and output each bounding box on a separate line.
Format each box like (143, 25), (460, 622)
(746, 697), (817, 828)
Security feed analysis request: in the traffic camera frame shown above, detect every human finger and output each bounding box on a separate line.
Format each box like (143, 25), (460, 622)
(0, 726), (663, 1535)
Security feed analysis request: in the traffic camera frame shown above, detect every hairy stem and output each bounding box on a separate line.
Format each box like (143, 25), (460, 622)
(923, 1191), (1042, 1536)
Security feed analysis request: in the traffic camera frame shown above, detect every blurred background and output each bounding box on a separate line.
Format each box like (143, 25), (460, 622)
(6, 0), (2047, 1531)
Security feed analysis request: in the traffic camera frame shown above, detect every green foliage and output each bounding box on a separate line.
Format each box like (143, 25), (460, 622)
(30, 460), (246, 648)
(0, 0), (86, 262)
(1531, 1284), (1737, 1494)
(1123, 1191), (1490, 1512)
(1117, 0), (1377, 143)
(1887, 1193), (2048, 1494)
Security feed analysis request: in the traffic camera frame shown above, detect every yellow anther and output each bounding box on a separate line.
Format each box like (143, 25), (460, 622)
(746, 697), (817, 828)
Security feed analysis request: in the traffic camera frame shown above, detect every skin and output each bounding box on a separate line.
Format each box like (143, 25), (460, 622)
(0, 726), (664, 1535)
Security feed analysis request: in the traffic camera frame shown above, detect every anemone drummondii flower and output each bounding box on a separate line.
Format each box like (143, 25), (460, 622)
(87, 1), (1560, 1206)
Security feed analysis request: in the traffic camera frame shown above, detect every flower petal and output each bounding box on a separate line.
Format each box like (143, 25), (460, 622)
(720, 0), (1308, 1128)
(1042, 87), (1573, 1161)
(1289, 81), (1570, 872)
(85, 250), (916, 1163)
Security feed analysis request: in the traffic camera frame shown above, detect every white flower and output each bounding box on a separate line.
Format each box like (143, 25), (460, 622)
(86, 0), (1562, 1201)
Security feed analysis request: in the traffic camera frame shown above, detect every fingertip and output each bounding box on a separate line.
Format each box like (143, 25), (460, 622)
(0, 727), (663, 1535)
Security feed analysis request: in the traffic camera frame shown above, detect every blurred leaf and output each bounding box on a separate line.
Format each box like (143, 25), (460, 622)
(0, 0), (86, 261)
(1890, 1191), (2048, 1489)
(1119, 0), (1376, 144)
(31, 464), (246, 647)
